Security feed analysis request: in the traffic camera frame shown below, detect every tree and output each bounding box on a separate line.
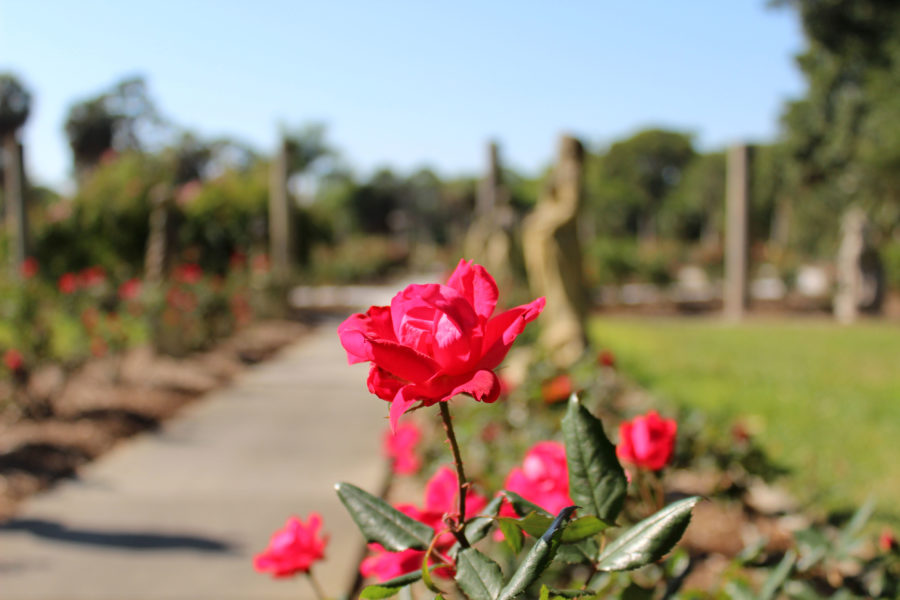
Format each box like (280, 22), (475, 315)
(588, 129), (695, 242)
(776, 0), (900, 251)
(0, 73), (32, 271)
(64, 76), (162, 175)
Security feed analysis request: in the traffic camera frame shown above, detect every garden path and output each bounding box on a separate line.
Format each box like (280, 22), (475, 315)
(0, 276), (435, 600)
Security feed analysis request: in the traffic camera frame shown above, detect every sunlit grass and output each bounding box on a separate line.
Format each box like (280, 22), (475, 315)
(590, 316), (900, 517)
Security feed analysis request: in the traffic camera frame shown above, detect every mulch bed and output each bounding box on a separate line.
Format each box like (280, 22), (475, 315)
(0, 320), (308, 521)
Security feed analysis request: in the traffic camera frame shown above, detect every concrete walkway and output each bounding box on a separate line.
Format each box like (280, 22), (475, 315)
(0, 319), (391, 599)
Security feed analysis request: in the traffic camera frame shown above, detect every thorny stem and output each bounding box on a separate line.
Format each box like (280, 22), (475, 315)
(305, 571), (327, 600)
(439, 401), (470, 548)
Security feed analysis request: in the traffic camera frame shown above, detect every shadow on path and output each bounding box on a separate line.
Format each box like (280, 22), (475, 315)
(0, 518), (235, 553)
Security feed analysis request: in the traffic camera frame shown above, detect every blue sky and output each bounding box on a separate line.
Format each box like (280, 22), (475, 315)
(0, 1), (804, 189)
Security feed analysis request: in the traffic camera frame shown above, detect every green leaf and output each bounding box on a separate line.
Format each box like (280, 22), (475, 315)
(497, 518), (524, 554)
(596, 496), (700, 572)
(759, 549), (796, 600)
(496, 506), (577, 600)
(539, 585), (550, 600)
(560, 516), (608, 543)
(562, 395), (628, 523)
(555, 538), (599, 564)
(503, 513), (608, 545)
(360, 571), (422, 599)
(836, 497), (874, 556)
(464, 495), (504, 545)
(335, 482), (433, 551)
(501, 490), (552, 517)
(455, 547), (505, 600)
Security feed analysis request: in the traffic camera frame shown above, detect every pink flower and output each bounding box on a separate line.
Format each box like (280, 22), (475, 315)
(383, 422), (422, 475)
(616, 411), (677, 472)
(254, 513), (329, 578)
(118, 278), (142, 301)
(20, 257), (38, 279)
(338, 259), (545, 430)
(58, 273), (79, 294)
(4, 349), (24, 372)
(504, 441), (573, 516)
(360, 466), (487, 582)
(541, 374), (573, 404)
(880, 527), (897, 553)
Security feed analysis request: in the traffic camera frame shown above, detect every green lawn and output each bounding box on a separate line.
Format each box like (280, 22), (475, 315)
(590, 316), (900, 516)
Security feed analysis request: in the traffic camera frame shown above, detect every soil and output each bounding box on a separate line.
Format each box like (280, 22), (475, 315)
(0, 319), (308, 521)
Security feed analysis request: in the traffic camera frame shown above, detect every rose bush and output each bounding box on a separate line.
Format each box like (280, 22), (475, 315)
(360, 465), (487, 582)
(253, 513), (329, 578)
(338, 259), (545, 430)
(617, 410), (677, 471)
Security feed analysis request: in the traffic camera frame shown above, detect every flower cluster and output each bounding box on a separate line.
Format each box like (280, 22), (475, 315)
(254, 513), (329, 578)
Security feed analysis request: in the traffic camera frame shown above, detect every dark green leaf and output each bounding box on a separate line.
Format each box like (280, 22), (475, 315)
(497, 506), (576, 600)
(501, 490), (552, 517)
(562, 395), (627, 523)
(335, 482), (433, 551)
(596, 496), (700, 572)
(517, 512), (554, 538)
(497, 518), (524, 554)
(759, 549), (796, 600)
(555, 538), (599, 564)
(455, 547), (505, 600)
(360, 571), (422, 599)
(545, 589), (597, 598)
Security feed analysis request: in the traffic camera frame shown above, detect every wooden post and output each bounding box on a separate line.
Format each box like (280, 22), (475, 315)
(724, 144), (750, 320)
(4, 137), (28, 277)
(268, 137), (293, 282)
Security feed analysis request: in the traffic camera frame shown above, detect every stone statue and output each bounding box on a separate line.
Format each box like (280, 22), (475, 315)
(522, 135), (589, 367)
(834, 207), (884, 323)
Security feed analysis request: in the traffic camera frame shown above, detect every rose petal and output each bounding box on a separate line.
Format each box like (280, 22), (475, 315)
(446, 259), (499, 321)
(479, 297), (546, 370)
(389, 386), (420, 432)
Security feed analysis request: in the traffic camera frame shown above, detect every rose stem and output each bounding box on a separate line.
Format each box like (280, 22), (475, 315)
(439, 401), (470, 548)
(306, 571), (327, 600)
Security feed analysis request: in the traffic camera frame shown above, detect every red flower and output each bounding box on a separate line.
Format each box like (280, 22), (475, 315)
(880, 528), (897, 553)
(20, 257), (38, 279)
(338, 259), (545, 430)
(174, 263), (203, 284)
(4, 349), (24, 371)
(541, 374), (573, 404)
(118, 278), (142, 301)
(360, 466), (487, 582)
(504, 441), (573, 516)
(58, 273), (79, 294)
(254, 513), (328, 578)
(598, 349), (616, 368)
(383, 421), (422, 475)
(616, 411), (677, 472)
(79, 266), (106, 288)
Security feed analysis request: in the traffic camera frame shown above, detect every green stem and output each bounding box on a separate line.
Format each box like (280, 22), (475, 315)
(305, 570), (327, 600)
(439, 401), (469, 548)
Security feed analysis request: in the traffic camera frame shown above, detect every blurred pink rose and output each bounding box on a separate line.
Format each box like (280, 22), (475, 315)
(503, 441), (573, 516)
(360, 466), (487, 582)
(58, 273), (79, 294)
(616, 411), (677, 471)
(383, 421), (422, 475)
(118, 278), (142, 301)
(20, 257), (38, 279)
(254, 513), (328, 578)
(338, 259), (544, 430)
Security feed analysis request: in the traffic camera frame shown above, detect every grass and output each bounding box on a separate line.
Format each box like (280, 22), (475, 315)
(590, 316), (900, 517)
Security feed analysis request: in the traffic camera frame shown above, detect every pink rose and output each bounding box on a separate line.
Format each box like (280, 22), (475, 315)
(4, 349), (24, 372)
(360, 466), (487, 582)
(338, 259), (545, 430)
(254, 513), (328, 578)
(383, 421), (422, 475)
(118, 278), (142, 301)
(58, 272), (79, 294)
(20, 257), (38, 279)
(616, 411), (677, 472)
(503, 441), (573, 516)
